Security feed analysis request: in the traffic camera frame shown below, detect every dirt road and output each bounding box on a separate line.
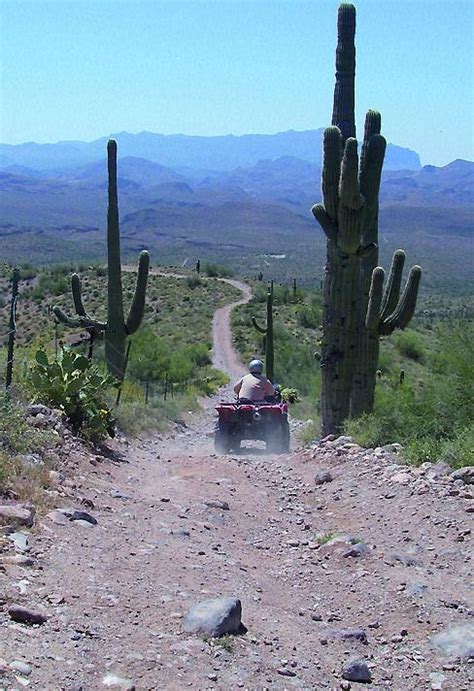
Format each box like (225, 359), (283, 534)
(1, 281), (472, 690)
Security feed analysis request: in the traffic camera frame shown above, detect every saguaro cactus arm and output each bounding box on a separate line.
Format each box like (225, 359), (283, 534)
(251, 316), (267, 334)
(366, 252), (422, 335)
(53, 273), (106, 331)
(332, 3), (356, 142)
(125, 250), (150, 335)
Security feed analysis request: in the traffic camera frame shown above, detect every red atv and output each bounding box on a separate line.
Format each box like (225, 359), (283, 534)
(214, 398), (290, 454)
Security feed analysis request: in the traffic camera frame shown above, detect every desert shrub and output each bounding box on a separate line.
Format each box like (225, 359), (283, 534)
(345, 322), (474, 467)
(395, 329), (425, 362)
(0, 393), (49, 455)
(186, 274), (202, 289)
(297, 304), (319, 329)
(31, 348), (117, 442)
(203, 263), (233, 278)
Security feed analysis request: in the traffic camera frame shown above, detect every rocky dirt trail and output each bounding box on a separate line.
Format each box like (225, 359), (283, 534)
(1, 281), (473, 690)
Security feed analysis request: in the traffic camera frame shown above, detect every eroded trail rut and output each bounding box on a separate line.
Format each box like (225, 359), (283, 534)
(1, 281), (472, 690)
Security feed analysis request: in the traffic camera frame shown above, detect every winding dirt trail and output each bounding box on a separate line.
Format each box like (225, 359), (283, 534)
(1, 281), (472, 690)
(211, 278), (252, 382)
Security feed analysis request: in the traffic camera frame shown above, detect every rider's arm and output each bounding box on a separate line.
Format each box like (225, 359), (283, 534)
(264, 378), (275, 396)
(233, 378), (243, 395)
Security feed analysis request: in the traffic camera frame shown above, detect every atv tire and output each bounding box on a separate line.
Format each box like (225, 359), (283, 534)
(266, 419), (290, 454)
(214, 429), (232, 454)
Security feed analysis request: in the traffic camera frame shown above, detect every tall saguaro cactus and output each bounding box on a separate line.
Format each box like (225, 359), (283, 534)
(5, 268), (19, 389)
(252, 283), (274, 383)
(312, 3), (421, 434)
(54, 140), (150, 380)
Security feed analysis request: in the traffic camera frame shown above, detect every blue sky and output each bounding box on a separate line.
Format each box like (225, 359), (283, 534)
(1, 0), (472, 166)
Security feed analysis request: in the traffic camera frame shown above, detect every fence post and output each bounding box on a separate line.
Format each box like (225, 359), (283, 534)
(116, 340), (132, 406)
(5, 268), (20, 390)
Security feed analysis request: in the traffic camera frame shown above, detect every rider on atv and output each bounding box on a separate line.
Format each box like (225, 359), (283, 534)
(233, 359), (275, 403)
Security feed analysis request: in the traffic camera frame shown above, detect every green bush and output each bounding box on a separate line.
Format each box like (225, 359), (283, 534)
(203, 263), (233, 278)
(345, 322), (474, 467)
(31, 348), (117, 442)
(186, 274), (202, 289)
(395, 329), (426, 362)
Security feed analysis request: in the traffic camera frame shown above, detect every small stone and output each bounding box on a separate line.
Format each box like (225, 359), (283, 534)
(342, 542), (370, 558)
(0, 504), (35, 528)
(205, 500), (230, 511)
(69, 510), (97, 525)
(391, 472), (411, 485)
(102, 672), (135, 689)
(451, 467), (474, 484)
(340, 682), (351, 690)
(19, 454), (44, 467)
(277, 668), (296, 677)
(160, 497), (170, 502)
(111, 490), (131, 500)
(8, 604), (48, 625)
(314, 469), (333, 485)
(430, 623), (474, 659)
(287, 539), (300, 547)
(329, 628), (368, 644)
(0, 555), (34, 567)
(182, 597), (242, 637)
(207, 673), (218, 681)
(342, 659), (372, 683)
(27, 403), (51, 416)
(312, 613), (323, 622)
(9, 660), (32, 676)
(429, 672), (446, 690)
(46, 510), (69, 525)
(7, 531), (29, 552)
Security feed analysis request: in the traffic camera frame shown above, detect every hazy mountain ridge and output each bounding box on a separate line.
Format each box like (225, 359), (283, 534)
(0, 142), (471, 291)
(0, 129), (421, 172)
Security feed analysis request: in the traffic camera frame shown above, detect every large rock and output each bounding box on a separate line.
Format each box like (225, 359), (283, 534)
(314, 469), (333, 485)
(430, 623), (474, 659)
(8, 604), (48, 625)
(451, 467), (474, 484)
(342, 659), (372, 683)
(0, 504), (35, 528)
(183, 596), (242, 637)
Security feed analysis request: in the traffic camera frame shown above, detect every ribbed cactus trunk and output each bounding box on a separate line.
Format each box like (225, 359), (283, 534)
(252, 283), (275, 383)
(105, 140), (126, 380)
(313, 3), (421, 434)
(53, 140), (150, 383)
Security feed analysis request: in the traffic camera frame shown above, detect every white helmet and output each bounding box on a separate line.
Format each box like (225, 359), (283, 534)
(249, 359), (264, 374)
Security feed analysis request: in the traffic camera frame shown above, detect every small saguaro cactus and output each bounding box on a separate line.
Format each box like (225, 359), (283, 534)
(196, 259), (201, 275)
(5, 267), (20, 389)
(252, 282), (274, 383)
(54, 140), (150, 380)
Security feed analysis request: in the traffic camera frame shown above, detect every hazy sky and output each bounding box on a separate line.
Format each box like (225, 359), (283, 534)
(1, 0), (473, 166)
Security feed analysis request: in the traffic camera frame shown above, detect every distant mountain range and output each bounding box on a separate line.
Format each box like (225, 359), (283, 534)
(0, 129), (421, 172)
(0, 130), (472, 292)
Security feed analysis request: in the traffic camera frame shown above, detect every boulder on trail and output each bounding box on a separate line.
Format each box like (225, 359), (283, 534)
(0, 504), (35, 528)
(183, 596), (243, 637)
(451, 467), (474, 484)
(342, 659), (372, 683)
(8, 604), (48, 625)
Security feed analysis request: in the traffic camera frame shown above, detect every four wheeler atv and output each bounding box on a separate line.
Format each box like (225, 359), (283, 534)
(214, 399), (290, 454)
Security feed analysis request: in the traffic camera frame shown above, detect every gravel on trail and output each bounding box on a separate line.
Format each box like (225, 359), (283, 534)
(0, 280), (472, 690)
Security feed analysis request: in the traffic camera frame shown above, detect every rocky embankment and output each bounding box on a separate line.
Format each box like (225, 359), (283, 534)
(0, 407), (472, 690)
